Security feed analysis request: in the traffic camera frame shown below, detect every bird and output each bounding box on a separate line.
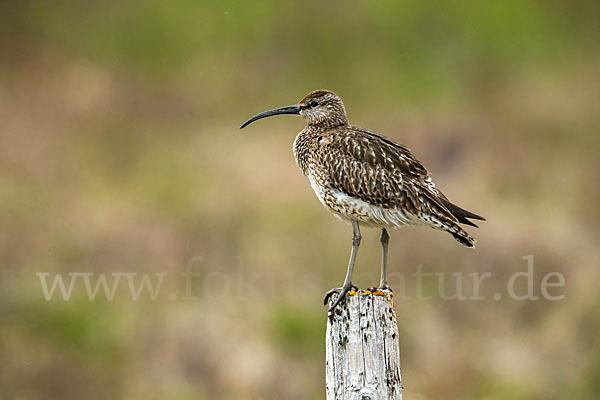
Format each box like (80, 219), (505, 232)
(240, 89), (485, 311)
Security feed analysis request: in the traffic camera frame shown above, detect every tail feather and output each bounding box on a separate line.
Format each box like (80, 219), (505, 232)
(450, 229), (476, 248)
(432, 214), (477, 248)
(446, 224), (477, 248)
(442, 200), (485, 228)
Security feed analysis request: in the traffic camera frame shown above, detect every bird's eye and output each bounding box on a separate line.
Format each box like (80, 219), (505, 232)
(310, 101), (319, 108)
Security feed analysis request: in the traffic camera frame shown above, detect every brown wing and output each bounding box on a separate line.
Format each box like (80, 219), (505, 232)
(316, 125), (459, 223)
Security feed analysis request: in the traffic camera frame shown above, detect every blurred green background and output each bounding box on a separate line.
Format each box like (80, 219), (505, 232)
(1, 1), (599, 399)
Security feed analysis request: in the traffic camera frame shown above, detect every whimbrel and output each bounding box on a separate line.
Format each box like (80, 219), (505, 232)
(241, 90), (485, 310)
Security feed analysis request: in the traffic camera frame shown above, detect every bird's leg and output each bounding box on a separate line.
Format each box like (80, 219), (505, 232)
(324, 220), (361, 311)
(378, 228), (392, 291)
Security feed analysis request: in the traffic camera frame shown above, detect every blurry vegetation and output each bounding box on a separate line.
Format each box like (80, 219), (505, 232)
(269, 303), (323, 355)
(1, 0), (599, 399)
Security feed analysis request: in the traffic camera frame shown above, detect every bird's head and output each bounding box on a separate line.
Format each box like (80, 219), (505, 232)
(240, 89), (348, 129)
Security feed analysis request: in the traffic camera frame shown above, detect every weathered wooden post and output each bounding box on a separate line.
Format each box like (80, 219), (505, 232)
(326, 289), (402, 400)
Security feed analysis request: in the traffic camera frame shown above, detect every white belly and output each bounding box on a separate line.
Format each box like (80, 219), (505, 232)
(307, 174), (422, 228)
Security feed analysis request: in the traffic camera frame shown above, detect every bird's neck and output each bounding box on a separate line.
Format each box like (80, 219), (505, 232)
(307, 119), (349, 130)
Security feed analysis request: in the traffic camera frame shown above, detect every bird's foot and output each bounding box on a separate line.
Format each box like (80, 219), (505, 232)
(323, 283), (358, 311)
(378, 282), (393, 291)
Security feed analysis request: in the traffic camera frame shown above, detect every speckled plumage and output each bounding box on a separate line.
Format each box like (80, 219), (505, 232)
(292, 90), (483, 247)
(241, 89), (484, 310)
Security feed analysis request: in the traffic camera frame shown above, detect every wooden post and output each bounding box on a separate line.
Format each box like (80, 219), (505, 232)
(326, 289), (402, 400)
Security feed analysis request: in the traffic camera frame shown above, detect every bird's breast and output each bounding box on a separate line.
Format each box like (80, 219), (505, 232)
(292, 129), (320, 177)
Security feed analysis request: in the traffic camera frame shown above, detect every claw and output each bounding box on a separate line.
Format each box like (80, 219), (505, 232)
(324, 283), (358, 310)
(323, 288), (340, 306)
(378, 283), (393, 291)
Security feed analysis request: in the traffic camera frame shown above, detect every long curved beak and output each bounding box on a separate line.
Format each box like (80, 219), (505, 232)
(240, 105), (300, 129)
